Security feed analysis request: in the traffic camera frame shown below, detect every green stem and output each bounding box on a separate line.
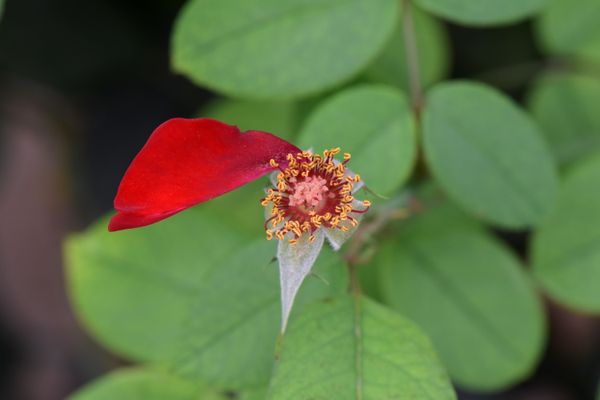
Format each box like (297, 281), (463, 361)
(402, 0), (424, 116)
(347, 262), (363, 400)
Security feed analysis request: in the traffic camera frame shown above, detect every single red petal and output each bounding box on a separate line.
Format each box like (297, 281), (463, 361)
(108, 118), (300, 231)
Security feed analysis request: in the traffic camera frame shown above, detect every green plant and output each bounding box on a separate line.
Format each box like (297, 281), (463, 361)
(65, 0), (600, 398)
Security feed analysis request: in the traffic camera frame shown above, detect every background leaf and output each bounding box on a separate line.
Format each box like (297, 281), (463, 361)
(239, 387), (269, 400)
(268, 296), (456, 400)
(68, 368), (225, 400)
(414, 0), (546, 26)
(532, 152), (600, 312)
(298, 84), (416, 195)
(375, 197), (546, 390)
(422, 80), (558, 228)
(201, 181), (268, 237)
(201, 98), (300, 140)
(365, 4), (450, 92)
(171, 0), (398, 100)
(528, 73), (600, 165)
(174, 240), (347, 389)
(536, 0), (600, 64)
(65, 207), (250, 363)
(68, 206), (348, 389)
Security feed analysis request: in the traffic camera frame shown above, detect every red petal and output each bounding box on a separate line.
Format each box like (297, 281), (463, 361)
(109, 118), (300, 231)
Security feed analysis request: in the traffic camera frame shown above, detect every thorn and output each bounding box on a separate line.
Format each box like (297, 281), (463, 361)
(309, 272), (330, 286)
(269, 256), (277, 265)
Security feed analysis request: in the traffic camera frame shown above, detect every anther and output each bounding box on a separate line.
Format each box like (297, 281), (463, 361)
(261, 147), (368, 242)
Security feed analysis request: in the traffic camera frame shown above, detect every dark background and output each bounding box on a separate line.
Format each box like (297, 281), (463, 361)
(0, 0), (597, 399)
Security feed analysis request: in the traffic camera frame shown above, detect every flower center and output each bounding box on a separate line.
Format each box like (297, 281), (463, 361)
(288, 176), (329, 210)
(261, 148), (370, 244)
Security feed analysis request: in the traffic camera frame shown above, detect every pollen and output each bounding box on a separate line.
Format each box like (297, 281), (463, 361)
(288, 176), (329, 208)
(261, 148), (370, 244)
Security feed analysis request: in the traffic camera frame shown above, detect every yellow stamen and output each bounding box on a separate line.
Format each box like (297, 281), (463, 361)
(261, 148), (369, 245)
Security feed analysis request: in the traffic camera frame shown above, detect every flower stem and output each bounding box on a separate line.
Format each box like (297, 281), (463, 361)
(347, 262), (364, 400)
(401, 0), (424, 116)
(347, 262), (362, 297)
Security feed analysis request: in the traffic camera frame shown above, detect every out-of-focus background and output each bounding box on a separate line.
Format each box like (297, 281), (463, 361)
(0, 1), (208, 398)
(0, 0), (598, 399)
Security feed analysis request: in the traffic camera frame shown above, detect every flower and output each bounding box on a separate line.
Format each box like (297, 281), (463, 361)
(262, 149), (371, 246)
(109, 118), (370, 331)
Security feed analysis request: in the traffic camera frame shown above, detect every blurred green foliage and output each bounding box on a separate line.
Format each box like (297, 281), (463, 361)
(532, 153), (600, 313)
(537, 0), (600, 65)
(365, 5), (450, 91)
(171, 0), (398, 99)
(298, 85), (416, 196)
(69, 368), (226, 400)
(414, 0), (547, 26)
(528, 73), (600, 165)
(202, 99), (299, 140)
(376, 194), (545, 390)
(423, 81), (558, 229)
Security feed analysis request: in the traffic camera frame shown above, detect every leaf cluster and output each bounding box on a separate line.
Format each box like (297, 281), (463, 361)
(65, 0), (600, 398)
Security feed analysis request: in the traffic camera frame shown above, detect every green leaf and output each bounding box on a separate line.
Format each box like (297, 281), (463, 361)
(375, 199), (546, 391)
(239, 387), (269, 400)
(68, 368), (225, 400)
(172, 0), (398, 100)
(422, 81), (558, 229)
(202, 180), (268, 237)
(532, 152), (600, 313)
(414, 0), (546, 26)
(202, 98), (299, 140)
(528, 73), (600, 165)
(536, 0), (600, 64)
(67, 208), (346, 388)
(365, 5), (450, 92)
(298, 84), (416, 195)
(174, 239), (347, 388)
(67, 207), (347, 388)
(65, 207), (251, 363)
(268, 296), (456, 400)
